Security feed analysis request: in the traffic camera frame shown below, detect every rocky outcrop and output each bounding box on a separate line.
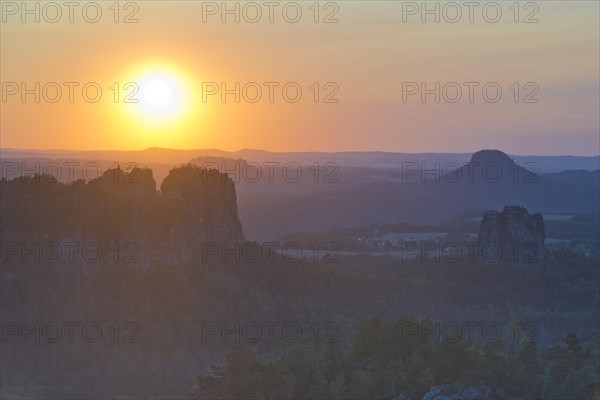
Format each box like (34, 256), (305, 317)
(160, 165), (244, 262)
(92, 165), (157, 198)
(477, 205), (545, 264)
(0, 165), (244, 269)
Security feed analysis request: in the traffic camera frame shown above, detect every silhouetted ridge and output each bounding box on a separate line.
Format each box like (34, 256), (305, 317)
(0, 165), (244, 268)
(88, 166), (157, 198)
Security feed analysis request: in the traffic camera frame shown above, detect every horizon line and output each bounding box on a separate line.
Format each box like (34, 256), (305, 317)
(1, 147), (599, 158)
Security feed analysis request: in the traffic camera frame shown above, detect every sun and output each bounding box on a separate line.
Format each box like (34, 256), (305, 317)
(132, 71), (185, 121)
(114, 61), (198, 131)
(109, 60), (205, 147)
(143, 78), (173, 107)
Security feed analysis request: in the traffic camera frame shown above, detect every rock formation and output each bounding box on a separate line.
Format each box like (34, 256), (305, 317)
(477, 205), (546, 264)
(0, 164), (244, 269)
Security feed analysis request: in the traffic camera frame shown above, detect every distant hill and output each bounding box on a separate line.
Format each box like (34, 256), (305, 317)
(419, 150), (599, 212)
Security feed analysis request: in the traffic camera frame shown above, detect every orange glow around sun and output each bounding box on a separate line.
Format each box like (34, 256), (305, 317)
(108, 60), (205, 148)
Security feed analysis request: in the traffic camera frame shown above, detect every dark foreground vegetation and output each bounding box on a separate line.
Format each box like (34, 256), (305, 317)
(1, 246), (598, 399)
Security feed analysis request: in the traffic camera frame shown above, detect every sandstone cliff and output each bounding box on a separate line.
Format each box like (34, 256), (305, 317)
(477, 205), (545, 264)
(0, 164), (244, 269)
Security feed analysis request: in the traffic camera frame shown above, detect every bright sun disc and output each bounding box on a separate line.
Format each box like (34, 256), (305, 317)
(131, 71), (186, 122)
(113, 61), (201, 144)
(144, 79), (173, 106)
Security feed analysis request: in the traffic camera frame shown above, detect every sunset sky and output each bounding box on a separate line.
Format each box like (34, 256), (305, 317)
(1, 1), (599, 155)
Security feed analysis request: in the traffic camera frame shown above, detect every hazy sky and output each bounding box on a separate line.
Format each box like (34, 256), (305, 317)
(1, 1), (599, 155)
